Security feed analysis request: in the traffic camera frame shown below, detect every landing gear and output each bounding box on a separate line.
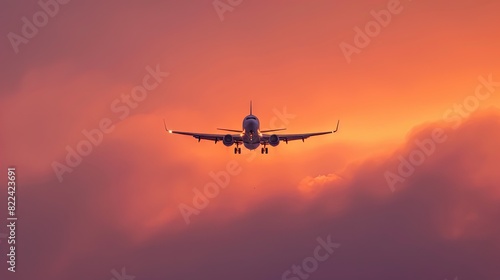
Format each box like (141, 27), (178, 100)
(261, 147), (268, 154)
(234, 145), (241, 154)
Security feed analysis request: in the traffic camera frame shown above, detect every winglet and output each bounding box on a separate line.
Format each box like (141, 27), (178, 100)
(163, 119), (172, 133)
(333, 120), (340, 133)
(250, 101), (253, 115)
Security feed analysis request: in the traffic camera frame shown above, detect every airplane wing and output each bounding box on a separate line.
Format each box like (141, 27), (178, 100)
(261, 120), (339, 144)
(164, 120), (242, 143)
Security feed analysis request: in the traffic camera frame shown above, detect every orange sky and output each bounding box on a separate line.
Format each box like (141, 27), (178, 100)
(1, 0), (500, 279)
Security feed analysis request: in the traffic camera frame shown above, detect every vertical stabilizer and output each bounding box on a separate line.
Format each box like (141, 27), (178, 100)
(250, 101), (253, 115)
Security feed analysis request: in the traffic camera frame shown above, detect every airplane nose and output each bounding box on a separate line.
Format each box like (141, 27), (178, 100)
(244, 119), (259, 131)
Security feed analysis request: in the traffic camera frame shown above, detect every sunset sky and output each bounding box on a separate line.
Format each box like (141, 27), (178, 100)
(1, 0), (500, 279)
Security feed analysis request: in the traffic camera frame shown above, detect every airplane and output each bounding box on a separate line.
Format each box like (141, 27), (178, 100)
(164, 102), (339, 154)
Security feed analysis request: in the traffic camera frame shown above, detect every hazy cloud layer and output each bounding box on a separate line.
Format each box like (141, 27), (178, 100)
(1, 109), (498, 279)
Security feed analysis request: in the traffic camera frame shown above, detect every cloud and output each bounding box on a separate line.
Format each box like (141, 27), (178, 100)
(5, 108), (499, 280)
(298, 173), (345, 193)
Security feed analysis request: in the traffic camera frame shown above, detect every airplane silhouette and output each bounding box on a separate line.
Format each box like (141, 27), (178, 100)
(164, 102), (339, 154)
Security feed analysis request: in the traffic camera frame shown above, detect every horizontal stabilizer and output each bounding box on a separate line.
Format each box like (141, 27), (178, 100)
(217, 128), (242, 133)
(261, 128), (286, 133)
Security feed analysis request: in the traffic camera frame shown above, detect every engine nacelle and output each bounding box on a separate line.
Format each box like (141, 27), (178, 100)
(269, 134), (280, 147)
(223, 134), (234, 146)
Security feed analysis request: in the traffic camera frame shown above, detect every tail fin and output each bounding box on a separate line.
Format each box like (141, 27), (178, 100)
(250, 101), (253, 115)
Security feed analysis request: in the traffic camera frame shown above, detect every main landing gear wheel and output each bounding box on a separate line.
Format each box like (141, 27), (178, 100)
(234, 147), (241, 154)
(261, 147), (269, 154)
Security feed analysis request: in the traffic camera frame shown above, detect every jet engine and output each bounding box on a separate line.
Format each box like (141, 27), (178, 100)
(223, 134), (234, 146)
(269, 134), (280, 147)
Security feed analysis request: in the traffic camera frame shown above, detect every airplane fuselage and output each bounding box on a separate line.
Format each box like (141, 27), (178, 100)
(242, 114), (260, 150)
